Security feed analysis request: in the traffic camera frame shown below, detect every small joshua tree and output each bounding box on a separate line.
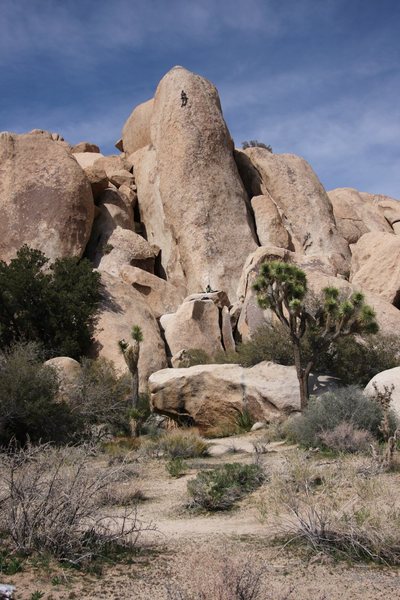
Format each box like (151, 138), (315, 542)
(119, 325), (143, 410)
(253, 261), (379, 409)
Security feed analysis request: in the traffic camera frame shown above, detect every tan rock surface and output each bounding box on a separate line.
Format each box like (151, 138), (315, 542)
(130, 145), (187, 297)
(364, 367), (400, 419)
(160, 299), (224, 358)
(97, 226), (158, 276)
(251, 194), (291, 248)
(73, 151), (104, 169)
(108, 169), (135, 188)
(328, 188), (392, 244)
(242, 148), (350, 272)
(138, 66), (257, 300)
(121, 265), (181, 317)
(72, 142), (100, 154)
(350, 232), (400, 305)
(150, 361), (307, 429)
(84, 165), (109, 200)
(93, 272), (167, 389)
(0, 131), (94, 262)
(122, 98), (154, 155)
(94, 155), (133, 179)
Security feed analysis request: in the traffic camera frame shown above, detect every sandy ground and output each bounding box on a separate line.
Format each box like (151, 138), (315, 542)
(4, 432), (400, 599)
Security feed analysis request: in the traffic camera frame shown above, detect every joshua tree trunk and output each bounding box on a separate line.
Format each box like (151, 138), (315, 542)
(292, 342), (313, 410)
(121, 340), (140, 409)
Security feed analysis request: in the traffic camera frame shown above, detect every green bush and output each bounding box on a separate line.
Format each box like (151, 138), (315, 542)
(286, 386), (398, 448)
(316, 334), (400, 386)
(0, 245), (101, 359)
(187, 463), (265, 511)
(166, 457), (188, 478)
(0, 343), (80, 446)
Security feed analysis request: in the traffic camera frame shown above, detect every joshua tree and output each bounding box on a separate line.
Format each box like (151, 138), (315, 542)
(253, 261), (379, 409)
(119, 325), (143, 410)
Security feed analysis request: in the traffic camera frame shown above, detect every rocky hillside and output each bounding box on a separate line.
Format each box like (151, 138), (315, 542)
(1, 65), (400, 425)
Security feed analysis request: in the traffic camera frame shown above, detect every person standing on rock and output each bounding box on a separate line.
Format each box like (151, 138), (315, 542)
(181, 90), (188, 107)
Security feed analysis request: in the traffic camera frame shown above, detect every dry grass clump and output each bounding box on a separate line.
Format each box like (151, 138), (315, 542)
(259, 452), (400, 565)
(166, 550), (292, 600)
(142, 429), (209, 459)
(187, 463), (265, 512)
(319, 422), (373, 454)
(0, 443), (148, 566)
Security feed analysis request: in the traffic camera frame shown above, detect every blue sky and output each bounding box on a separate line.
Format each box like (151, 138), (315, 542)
(1, 0), (399, 196)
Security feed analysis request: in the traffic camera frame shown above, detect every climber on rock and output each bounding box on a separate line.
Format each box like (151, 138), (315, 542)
(181, 90), (188, 107)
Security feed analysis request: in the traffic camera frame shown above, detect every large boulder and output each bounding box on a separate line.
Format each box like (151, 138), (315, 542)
(350, 232), (400, 306)
(72, 142), (100, 154)
(364, 367), (400, 420)
(122, 98), (154, 155)
(149, 362), (337, 430)
(97, 226), (158, 276)
(121, 265), (181, 317)
(73, 151), (104, 169)
(0, 131), (94, 262)
(328, 188), (392, 244)
(160, 297), (224, 357)
(237, 147), (350, 273)
(132, 66), (257, 301)
(93, 272), (167, 389)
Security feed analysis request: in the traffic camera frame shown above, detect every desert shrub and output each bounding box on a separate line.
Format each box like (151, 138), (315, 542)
(229, 325), (400, 388)
(234, 324), (294, 368)
(315, 334), (400, 386)
(261, 453), (400, 565)
(319, 422), (373, 454)
(0, 245), (101, 359)
(286, 386), (397, 448)
(143, 429), (209, 459)
(0, 343), (81, 446)
(166, 457), (188, 478)
(242, 140), (273, 152)
(0, 443), (145, 565)
(183, 348), (211, 366)
(68, 357), (131, 438)
(187, 463), (265, 511)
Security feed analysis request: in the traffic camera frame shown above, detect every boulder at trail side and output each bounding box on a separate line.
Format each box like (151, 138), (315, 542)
(93, 272), (167, 389)
(149, 362), (337, 430)
(0, 131), (94, 262)
(365, 367), (400, 419)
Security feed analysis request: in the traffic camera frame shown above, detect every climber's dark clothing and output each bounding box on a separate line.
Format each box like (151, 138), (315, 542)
(181, 90), (188, 107)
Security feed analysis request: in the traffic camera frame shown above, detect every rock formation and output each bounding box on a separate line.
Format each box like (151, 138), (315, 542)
(1, 65), (400, 423)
